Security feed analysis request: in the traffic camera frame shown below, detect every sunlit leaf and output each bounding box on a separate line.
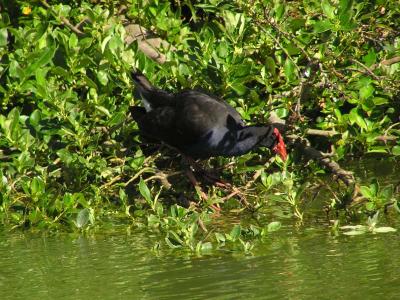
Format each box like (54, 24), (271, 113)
(284, 58), (297, 83)
(76, 208), (90, 228)
(0, 28), (8, 47)
(321, 0), (336, 19)
(97, 70), (109, 86)
(139, 178), (152, 205)
(229, 225), (241, 241)
(342, 230), (366, 236)
(313, 20), (334, 33)
(267, 221), (281, 232)
(359, 85), (374, 100)
(373, 227), (397, 233)
(200, 242), (213, 251)
(360, 186), (373, 199)
(372, 97), (388, 105)
(392, 146), (400, 156)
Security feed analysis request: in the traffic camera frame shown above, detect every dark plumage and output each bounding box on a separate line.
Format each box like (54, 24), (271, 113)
(130, 72), (287, 160)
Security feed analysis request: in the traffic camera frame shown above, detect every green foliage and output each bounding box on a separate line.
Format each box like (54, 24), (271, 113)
(0, 0), (399, 251)
(340, 212), (397, 235)
(360, 178), (395, 211)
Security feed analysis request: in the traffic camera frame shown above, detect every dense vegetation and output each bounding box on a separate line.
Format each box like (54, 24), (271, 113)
(0, 0), (399, 251)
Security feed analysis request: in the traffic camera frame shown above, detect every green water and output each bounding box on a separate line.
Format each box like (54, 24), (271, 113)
(1, 158), (400, 299)
(2, 228), (400, 299)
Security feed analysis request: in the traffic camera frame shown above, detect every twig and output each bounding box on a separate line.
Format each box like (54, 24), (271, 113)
(124, 167), (155, 187)
(100, 175), (122, 190)
(40, 1), (85, 37)
(145, 171), (172, 189)
(350, 59), (381, 80)
(306, 129), (340, 137)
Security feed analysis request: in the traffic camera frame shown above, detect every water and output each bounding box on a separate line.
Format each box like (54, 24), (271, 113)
(1, 158), (400, 299)
(1, 228), (400, 300)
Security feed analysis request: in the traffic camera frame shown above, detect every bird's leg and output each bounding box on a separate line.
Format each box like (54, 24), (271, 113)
(184, 167), (208, 201)
(182, 161), (220, 212)
(181, 156), (231, 189)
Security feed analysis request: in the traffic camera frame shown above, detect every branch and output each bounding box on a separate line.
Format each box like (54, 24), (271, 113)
(370, 56), (400, 70)
(40, 1), (86, 37)
(350, 59), (381, 80)
(287, 134), (355, 186)
(124, 24), (174, 64)
(306, 129), (340, 137)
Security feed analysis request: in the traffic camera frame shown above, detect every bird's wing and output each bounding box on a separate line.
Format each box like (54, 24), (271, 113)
(175, 91), (245, 135)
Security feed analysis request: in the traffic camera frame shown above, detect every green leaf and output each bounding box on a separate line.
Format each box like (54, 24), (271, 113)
(380, 185), (393, 201)
(25, 44), (56, 78)
(215, 232), (226, 243)
(0, 28), (8, 47)
(372, 97), (388, 105)
(284, 58), (297, 83)
(267, 221), (281, 232)
(35, 68), (48, 88)
(363, 49), (377, 67)
(7, 107), (20, 139)
(69, 33), (78, 49)
(265, 57), (276, 77)
(392, 146), (400, 156)
(338, 0), (352, 15)
(359, 85), (374, 100)
(229, 79), (247, 95)
(101, 36), (112, 53)
(349, 108), (367, 130)
(97, 70), (109, 86)
(338, 0), (354, 30)
(370, 179), (379, 197)
(274, 3), (285, 20)
(9, 60), (23, 79)
(95, 105), (111, 117)
(139, 178), (152, 204)
(322, 0), (336, 19)
(373, 227), (397, 233)
(229, 225), (241, 241)
(342, 230), (366, 236)
(165, 237), (181, 249)
(313, 20), (334, 33)
(76, 208), (90, 228)
(31, 177), (45, 195)
(200, 242), (213, 251)
(360, 186), (373, 199)
(108, 112), (126, 126)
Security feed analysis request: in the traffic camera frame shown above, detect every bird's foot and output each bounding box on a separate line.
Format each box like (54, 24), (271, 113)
(184, 168), (221, 212)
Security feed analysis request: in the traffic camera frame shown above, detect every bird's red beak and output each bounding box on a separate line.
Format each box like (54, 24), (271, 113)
(272, 128), (287, 161)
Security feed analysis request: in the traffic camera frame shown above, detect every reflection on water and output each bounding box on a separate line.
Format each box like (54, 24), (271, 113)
(347, 156), (400, 185)
(1, 227), (399, 300)
(1, 158), (399, 299)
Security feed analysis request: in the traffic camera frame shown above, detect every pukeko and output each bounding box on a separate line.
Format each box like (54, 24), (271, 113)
(129, 72), (287, 162)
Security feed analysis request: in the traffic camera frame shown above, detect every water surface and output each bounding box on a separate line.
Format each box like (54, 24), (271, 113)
(1, 158), (400, 299)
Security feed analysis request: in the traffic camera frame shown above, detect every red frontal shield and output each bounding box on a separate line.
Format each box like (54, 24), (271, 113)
(272, 128), (287, 161)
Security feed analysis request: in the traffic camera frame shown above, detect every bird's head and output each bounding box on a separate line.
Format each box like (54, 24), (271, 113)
(272, 128), (287, 161)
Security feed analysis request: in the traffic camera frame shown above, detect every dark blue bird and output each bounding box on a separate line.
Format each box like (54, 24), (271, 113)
(129, 72), (287, 161)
